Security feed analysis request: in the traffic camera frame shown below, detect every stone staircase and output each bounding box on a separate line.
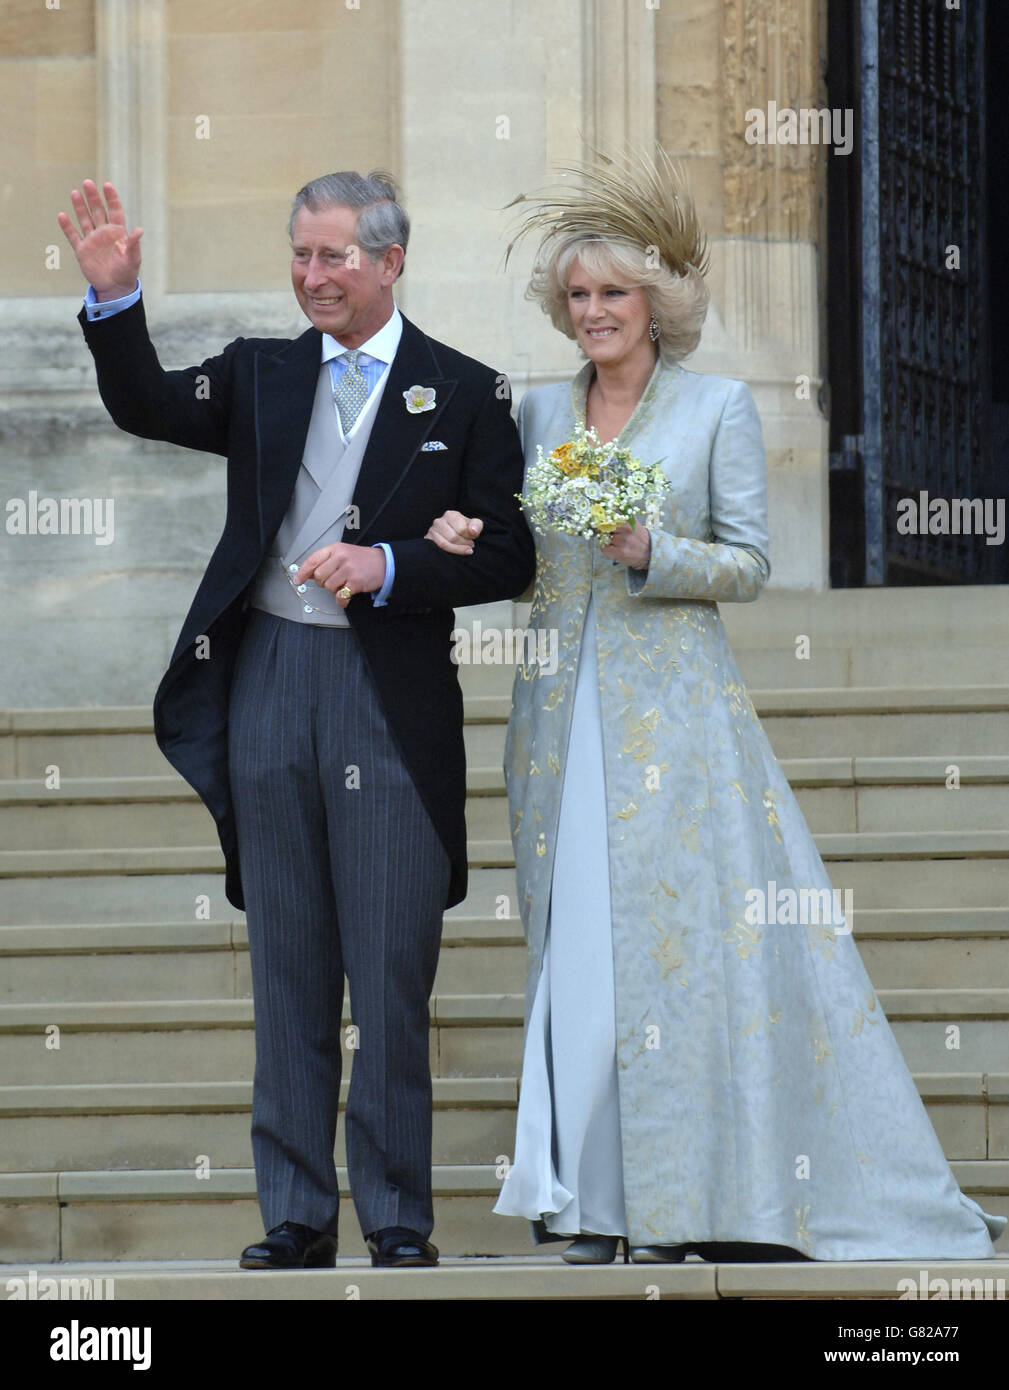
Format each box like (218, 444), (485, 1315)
(1, 619), (1008, 1298)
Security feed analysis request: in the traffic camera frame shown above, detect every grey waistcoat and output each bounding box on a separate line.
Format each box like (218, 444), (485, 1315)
(250, 359), (388, 627)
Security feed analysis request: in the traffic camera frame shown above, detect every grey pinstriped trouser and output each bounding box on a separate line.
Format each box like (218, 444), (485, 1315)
(228, 609), (451, 1240)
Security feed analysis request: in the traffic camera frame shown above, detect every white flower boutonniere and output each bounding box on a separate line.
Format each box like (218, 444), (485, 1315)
(404, 385), (436, 414)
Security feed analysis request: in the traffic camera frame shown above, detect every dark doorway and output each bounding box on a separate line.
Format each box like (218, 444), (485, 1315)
(827, 0), (1007, 586)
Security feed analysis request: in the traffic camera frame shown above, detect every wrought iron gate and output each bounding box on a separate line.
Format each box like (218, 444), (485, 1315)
(831, 0), (1003, 585)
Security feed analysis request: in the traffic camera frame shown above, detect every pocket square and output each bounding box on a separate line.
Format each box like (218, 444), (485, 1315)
(421, 440), (448, 451)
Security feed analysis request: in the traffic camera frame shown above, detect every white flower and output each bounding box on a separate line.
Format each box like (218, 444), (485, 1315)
(404, 385), (436, 413)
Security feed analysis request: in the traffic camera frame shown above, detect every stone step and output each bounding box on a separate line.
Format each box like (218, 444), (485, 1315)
(856, 931), (1009, 991)
(1, 908), (1006, 1003)
(0, 1000), (513, 1084)
(837, 857), (1009, 909)
(2, 767), (1008, 851)
(0, 1017), (508, 1089)
(0, 1255), (721, 1297)
(0, 715), (512, 783)
(2, 1160), (1006, 1264)
(2, 830), (1006, 885)
(1, 989), (1009, 1084)
(0, 867), (522, 927)
(0, 922), (255, 1003)
(0, 1079), (519, 1172)
(0, 1169), (532, 1264)
(763, 710), (1009, 759)
(0, 1073), (1000, 1173)
(32, 754), (994, 794)
(3, 688), (1007, 778)
(0, 1001), (520, 1085)
(717, 588), (1009, 688)
(0, 777), (513, 850)
(2, 857), (1005, 930)
(0, 838), (517, 878)
(1, 761), (1009, 845)
(3, 1255), (1009, 1300)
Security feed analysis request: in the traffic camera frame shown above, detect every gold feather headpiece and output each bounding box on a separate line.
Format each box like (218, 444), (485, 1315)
(504, 145), (709, 279)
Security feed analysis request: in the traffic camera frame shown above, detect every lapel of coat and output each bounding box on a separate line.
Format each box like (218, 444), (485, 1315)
(252, 325), (323, 551)
(351, 314), (457, 544)
(252, 312), (456, 553)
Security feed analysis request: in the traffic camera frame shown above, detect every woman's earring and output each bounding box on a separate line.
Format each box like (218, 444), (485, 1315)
(648, 316), (660, 342)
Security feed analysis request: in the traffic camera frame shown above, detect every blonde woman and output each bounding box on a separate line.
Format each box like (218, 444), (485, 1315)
(427, 153), (1005, 1264)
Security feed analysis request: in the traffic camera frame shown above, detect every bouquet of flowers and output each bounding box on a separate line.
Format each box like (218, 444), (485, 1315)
(517, 423), (669, 543)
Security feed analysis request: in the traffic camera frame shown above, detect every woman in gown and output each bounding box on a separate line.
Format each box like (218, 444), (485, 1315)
(426, 152), (1005, 1264)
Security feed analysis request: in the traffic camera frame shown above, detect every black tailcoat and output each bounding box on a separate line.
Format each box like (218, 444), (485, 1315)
(78, 298), (535, 909)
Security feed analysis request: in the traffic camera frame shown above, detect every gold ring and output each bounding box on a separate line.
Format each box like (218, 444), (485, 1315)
(337, 585), (352, 601)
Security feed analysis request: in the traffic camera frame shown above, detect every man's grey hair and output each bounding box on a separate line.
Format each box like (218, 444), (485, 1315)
(288, 170), (409, 277)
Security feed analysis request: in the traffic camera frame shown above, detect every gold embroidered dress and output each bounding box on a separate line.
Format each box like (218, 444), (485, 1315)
(493, 357), (1004, 1258)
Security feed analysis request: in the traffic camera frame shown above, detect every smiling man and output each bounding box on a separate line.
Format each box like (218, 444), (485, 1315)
(60, 170), (535, 1270)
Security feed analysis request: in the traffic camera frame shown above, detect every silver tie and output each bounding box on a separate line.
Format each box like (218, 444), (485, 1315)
(332, 349), (369, 434)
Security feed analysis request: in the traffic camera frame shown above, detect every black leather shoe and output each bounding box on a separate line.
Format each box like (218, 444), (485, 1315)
(240, 1221), (337, 1269)
(366, 1226), (439, 1267)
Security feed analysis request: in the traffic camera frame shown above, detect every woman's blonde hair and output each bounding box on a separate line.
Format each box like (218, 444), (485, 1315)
(528, 234), (710, 364)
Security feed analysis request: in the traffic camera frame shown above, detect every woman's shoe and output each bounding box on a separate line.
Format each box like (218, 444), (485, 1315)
(561, 1235), (629, 1264)
(629, 1244), (690, 1263)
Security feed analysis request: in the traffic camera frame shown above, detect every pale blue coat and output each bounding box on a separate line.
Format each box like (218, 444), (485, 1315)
(503, 356), (1004, 1257)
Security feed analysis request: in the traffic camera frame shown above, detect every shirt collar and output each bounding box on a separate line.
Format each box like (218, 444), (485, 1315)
(321, 305), (403, 367)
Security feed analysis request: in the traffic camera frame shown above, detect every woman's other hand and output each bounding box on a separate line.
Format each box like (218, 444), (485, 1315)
(601, 521), (651, 570)
(425, 510), (483, 555)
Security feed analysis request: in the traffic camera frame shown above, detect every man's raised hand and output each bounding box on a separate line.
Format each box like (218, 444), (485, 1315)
(57, 180), (142, 300)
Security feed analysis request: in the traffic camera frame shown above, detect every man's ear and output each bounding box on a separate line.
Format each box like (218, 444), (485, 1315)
(382, 243), (405, 285)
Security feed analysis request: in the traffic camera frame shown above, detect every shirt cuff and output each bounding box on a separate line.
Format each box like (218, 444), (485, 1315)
(371, 542), (394, 605)
(84, 280), (142, 320)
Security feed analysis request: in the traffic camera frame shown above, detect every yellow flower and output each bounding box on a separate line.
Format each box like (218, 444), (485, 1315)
(589, 503), (618, 530)
(549, 441), (585, 477)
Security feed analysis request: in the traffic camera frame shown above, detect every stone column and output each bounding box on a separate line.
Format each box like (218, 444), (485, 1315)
(582, 0), (657, 154)
(95, 0), (167, 299)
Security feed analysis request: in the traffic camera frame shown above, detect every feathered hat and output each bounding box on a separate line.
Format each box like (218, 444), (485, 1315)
(504, 145), (709, 279)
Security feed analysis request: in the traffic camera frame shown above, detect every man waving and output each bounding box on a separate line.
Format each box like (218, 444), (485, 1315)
(59, 173), (534, 1270)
